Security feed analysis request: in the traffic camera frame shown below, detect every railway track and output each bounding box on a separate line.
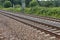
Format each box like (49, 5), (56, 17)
(35, 16), (60, 22)
(12, 12), (60, 22)
(26, 14), (60, 22)
(0, 10), (60, 39)
(18, 12), (60, 22)
(1, 10), (60, 22)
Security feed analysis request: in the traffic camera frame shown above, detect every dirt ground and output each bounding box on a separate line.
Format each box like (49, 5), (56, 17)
(0, 14), (59, 40)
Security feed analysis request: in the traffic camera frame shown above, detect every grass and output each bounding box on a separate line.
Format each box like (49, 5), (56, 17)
(24, 7), (60, 19)
(0, 7), (22, 12)
(0, 7), (60, 19)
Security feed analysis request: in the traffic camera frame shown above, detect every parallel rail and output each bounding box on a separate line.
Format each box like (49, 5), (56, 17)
(27, 14), (60, 22)
(36, 16), (60, 22)
(1, 10), (60, 22)
(0, 11), (60, 38)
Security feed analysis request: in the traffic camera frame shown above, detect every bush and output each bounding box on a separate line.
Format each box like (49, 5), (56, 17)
(14, 5), (21, 8)
(24, 6), (60, 18)
(29, 0), (38, 7)
(4, 1), (12, 8)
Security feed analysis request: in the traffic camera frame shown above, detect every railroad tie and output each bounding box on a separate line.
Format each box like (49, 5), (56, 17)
(48, 28), (57, 31)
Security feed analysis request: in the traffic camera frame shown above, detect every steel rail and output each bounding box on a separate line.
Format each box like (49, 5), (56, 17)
(0, 11), (60, 28)
(35, 16), (60, 22)
(0, 10), (60, 22)
(0, 11), (60, 38)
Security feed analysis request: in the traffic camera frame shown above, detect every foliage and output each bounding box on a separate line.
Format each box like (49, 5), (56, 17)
(14, 5), (21, 8)
(25, 0), (32, 7)
(38, 0), (60, 7)
(0, 0), (60, 7)
(24, 6), (60, 18)
(29, 0), (39, 7)
(0, 0), (60, 19)
(1, 7), (22, 12)
(4, 1), (12, 8)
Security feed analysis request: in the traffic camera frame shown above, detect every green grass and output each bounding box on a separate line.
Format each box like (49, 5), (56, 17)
(0, 7), (22, 12)
(24, 7), (60, 19)
(0, 6), (60, 19)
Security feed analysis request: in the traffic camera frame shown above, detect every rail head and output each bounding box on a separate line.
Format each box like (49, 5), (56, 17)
(0, 10), (60, 38)
(0, 10), (60, 29)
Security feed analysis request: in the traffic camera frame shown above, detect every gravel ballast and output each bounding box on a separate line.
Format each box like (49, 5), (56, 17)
(0, 14), (59, 40)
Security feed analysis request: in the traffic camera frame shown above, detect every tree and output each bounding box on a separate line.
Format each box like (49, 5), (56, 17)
(0, 0), (5, 6)
(37, 0), (60, 7)
(8, 0), (21, 6)
(29, 0), (39, 7)
(25, 0), (32, 7)
(4, 1), (12, 8)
